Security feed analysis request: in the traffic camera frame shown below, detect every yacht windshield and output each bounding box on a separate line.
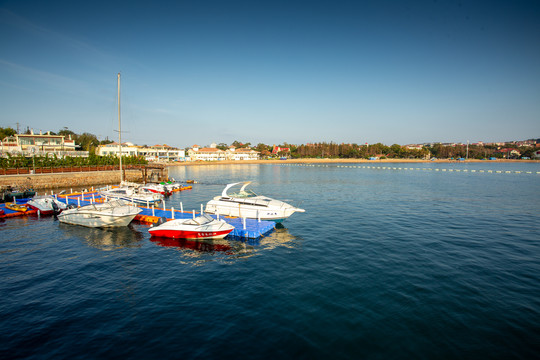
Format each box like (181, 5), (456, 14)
(229, 188), (257, 198)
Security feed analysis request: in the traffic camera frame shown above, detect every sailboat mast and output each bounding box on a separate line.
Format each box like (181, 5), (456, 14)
(118, 72), (124, 183)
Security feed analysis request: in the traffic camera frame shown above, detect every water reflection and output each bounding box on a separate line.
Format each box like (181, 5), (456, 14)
(58, 223), (144, 251)
(151, 237), (234, 252)
(256, 226), (302, 250)
(150, 236), (255, 263)
(149, 226), (301, 264)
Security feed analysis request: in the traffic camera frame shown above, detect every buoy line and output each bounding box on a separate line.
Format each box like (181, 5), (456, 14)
(276, 163), (539, 174)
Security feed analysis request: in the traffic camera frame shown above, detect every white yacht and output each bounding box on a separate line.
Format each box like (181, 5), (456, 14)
(58, 199), (142, 228)
(205, 182), (305, 222)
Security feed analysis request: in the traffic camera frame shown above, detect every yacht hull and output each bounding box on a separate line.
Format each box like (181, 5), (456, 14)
(57, 200), (142, 228)
(204, 181), (304, 222)
(205, 201), (297, 222)
(58, 211), (139, 227)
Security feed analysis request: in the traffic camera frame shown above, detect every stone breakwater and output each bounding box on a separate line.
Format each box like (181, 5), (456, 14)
(0, 170), (143, 190)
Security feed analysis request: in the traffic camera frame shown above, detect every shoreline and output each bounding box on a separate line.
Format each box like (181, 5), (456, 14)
(1, 158), (536, 191)
(164, 158), (540, 166)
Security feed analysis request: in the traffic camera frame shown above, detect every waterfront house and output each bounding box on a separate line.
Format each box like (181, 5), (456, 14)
(138, 144), (185, 162)
(97, 143), (185, 162)
(97, 142), (139, 157)
(226, 146), (260, 160)
(0, 130), (85, 157)
(187, 145), (226, 161)
(272, 145), (290, 155)
(405, 144), (423, 150)
(496, 148), (521, 158)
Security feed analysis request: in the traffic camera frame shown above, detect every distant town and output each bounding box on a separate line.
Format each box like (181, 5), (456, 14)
(1, 127), (539, 167)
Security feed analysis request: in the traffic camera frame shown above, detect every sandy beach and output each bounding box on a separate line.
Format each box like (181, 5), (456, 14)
(166, 158), (539, 166)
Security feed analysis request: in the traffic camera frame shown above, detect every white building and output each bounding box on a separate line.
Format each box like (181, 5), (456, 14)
(97, 142), (139, 157)
(187, 145), (260, 161)
(404, 144), (424, 150)
(138, 144), (185, 162)
(187, 145), (226, 161)
(96, 143), (185, 162)
(1, 130), (85, 157)
(226, 146), (260, 160)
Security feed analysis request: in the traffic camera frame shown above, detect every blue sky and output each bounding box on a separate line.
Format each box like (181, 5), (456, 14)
(1, 0), (539, 148)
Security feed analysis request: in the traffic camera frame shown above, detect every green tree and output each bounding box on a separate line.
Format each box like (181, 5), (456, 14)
(0, 127), (16, 140)
(58, 127), (76, 137)
(231, 140), (251, 148)
(255, 143), (270, 153)
(389, 144), (403, 158)
(77, 133), (99, 153)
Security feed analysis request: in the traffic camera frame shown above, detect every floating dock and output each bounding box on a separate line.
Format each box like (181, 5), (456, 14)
(134, 206), (276, 239)
(1, 190), (276, 239)
(0, 198), (38, 217)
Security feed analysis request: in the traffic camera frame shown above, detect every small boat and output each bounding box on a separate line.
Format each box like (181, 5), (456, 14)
(5, 203), (29, 212)
(57, 199), (142, 228)
(186, 180), (197, 184)
(205, 181), (305, 222)
(148, 214), (234, 239)
(26, 196), (68, 215)
(140, 183), (171, 196)
(162, 180), (183, 191)
(100, 186), (163, 206)
(1, 187), (36, 203)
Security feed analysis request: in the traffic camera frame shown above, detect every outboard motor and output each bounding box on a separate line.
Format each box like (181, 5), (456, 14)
(51, 200), (60, 219)
(153, 216), (168, 227)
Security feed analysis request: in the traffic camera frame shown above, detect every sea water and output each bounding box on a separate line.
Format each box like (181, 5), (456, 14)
(1, 162), (539, 359)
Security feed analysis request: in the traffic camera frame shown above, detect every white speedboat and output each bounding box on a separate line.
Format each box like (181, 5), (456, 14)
(99, 186), (163, 206)
(205, 182), (305, 222)
(58, 199), (142, 228)
(148, 214), (234, 239)
(26, 196), (68, 215)
(162, 180), (183, 191)
(140, 183), (171, 196)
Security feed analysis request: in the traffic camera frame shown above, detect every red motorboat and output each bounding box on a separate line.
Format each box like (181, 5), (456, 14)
(148, 214), (234, 239)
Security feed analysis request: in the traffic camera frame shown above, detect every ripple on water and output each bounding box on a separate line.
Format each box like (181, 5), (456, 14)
(0, 163), (539, 359)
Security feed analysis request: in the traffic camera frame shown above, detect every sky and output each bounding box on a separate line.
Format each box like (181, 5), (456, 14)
(1, 0), (539, 148)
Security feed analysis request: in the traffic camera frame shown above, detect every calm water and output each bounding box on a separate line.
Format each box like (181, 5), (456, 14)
(1, 162), (539, 359)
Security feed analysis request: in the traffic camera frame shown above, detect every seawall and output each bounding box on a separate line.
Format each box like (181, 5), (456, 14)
(0, 170), (143, 190)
